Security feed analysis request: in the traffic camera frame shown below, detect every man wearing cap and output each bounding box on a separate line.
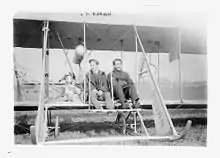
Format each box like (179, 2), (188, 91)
(86, 59), (114, 109)
(107, 58), (141, 109)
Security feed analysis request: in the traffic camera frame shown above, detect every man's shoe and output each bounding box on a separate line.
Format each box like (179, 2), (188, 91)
(95, 106), (103, 113)
(96, 111), (102, 114)
(132, 101), (141, 109)
(121, 102), (130, 109)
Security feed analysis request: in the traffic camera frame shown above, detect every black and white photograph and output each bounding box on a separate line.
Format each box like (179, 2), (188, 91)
(13, 9), (207, 147)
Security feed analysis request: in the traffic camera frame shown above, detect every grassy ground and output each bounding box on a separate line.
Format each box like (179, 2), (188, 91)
(14, 109), (207, 146)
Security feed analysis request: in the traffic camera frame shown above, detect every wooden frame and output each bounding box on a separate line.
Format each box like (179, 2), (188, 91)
(35, 20), (49, 144)
(28, 21), (192, 145)
(178, 29), (183, 103)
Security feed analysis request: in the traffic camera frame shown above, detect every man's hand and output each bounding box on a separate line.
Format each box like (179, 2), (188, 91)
(119, 80), (127, 87)
(74, 87), (81, 95)
(92, 89), (98, 95)
(97, 90), (103, 96)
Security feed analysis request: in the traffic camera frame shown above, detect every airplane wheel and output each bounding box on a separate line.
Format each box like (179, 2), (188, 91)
(30, 125), (37, 144)
(55, 116), (59, 138)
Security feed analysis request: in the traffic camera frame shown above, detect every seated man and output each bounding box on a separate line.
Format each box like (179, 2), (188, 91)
(86, 59), (114, 109)
(62, 74), (82, 102)
(107, 58), (141, 109)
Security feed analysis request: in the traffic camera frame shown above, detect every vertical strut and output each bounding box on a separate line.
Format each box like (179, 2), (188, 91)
(111, 72), (114, 104)
(135, 35), (139, 94)
(158, 53), (160, 83)
(88, 69), (91, 109)
(178, 29), (183, 103)
(36, 20), (50, 144)
(137, 111), (149, 136)
(120, 40), (123, 61)
(83, 21), (87, 105)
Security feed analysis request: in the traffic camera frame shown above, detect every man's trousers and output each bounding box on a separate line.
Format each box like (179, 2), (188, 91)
(90, 91), (114, 109)
(113, 82), (139, 109)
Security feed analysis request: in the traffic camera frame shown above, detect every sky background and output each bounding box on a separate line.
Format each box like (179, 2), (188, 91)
(14, 47), (207, 83)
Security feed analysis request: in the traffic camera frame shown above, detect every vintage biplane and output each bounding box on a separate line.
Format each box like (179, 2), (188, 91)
(13, 12), (207, 145)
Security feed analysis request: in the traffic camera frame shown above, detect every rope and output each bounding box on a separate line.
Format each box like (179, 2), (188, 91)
(108, 27), (133, 50)
(14, 124), (30, 132)
(86, 23), (133, 52)
(56, 31), (75, 76)
(15, 66), (61, 94)
(85, 23), (110, 46)
(139, 63), (157, 76)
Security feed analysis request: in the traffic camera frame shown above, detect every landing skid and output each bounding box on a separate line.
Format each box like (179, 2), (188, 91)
(43, 120), (191, 145)
(30, 117), (192, 145)
(169, 120), (192, 141)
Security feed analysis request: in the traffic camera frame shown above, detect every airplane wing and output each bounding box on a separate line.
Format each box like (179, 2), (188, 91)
(13, 12), (207, 62)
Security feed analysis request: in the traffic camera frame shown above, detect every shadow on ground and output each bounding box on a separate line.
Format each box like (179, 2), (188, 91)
(14, 115), (207, 135)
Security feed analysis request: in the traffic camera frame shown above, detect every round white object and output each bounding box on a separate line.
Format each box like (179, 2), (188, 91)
(73, 44), (85, 64)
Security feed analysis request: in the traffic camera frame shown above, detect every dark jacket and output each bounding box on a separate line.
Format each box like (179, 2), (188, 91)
(107, 69), (134, 89)
(86, 70), (108, 92)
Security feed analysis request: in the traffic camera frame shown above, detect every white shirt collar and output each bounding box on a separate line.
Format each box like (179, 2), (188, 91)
(92, 70), (99, 74)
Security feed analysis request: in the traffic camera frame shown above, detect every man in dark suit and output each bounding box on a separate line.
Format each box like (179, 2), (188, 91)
(107, 58), (141, 109)
(86, 59), (114, 109)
